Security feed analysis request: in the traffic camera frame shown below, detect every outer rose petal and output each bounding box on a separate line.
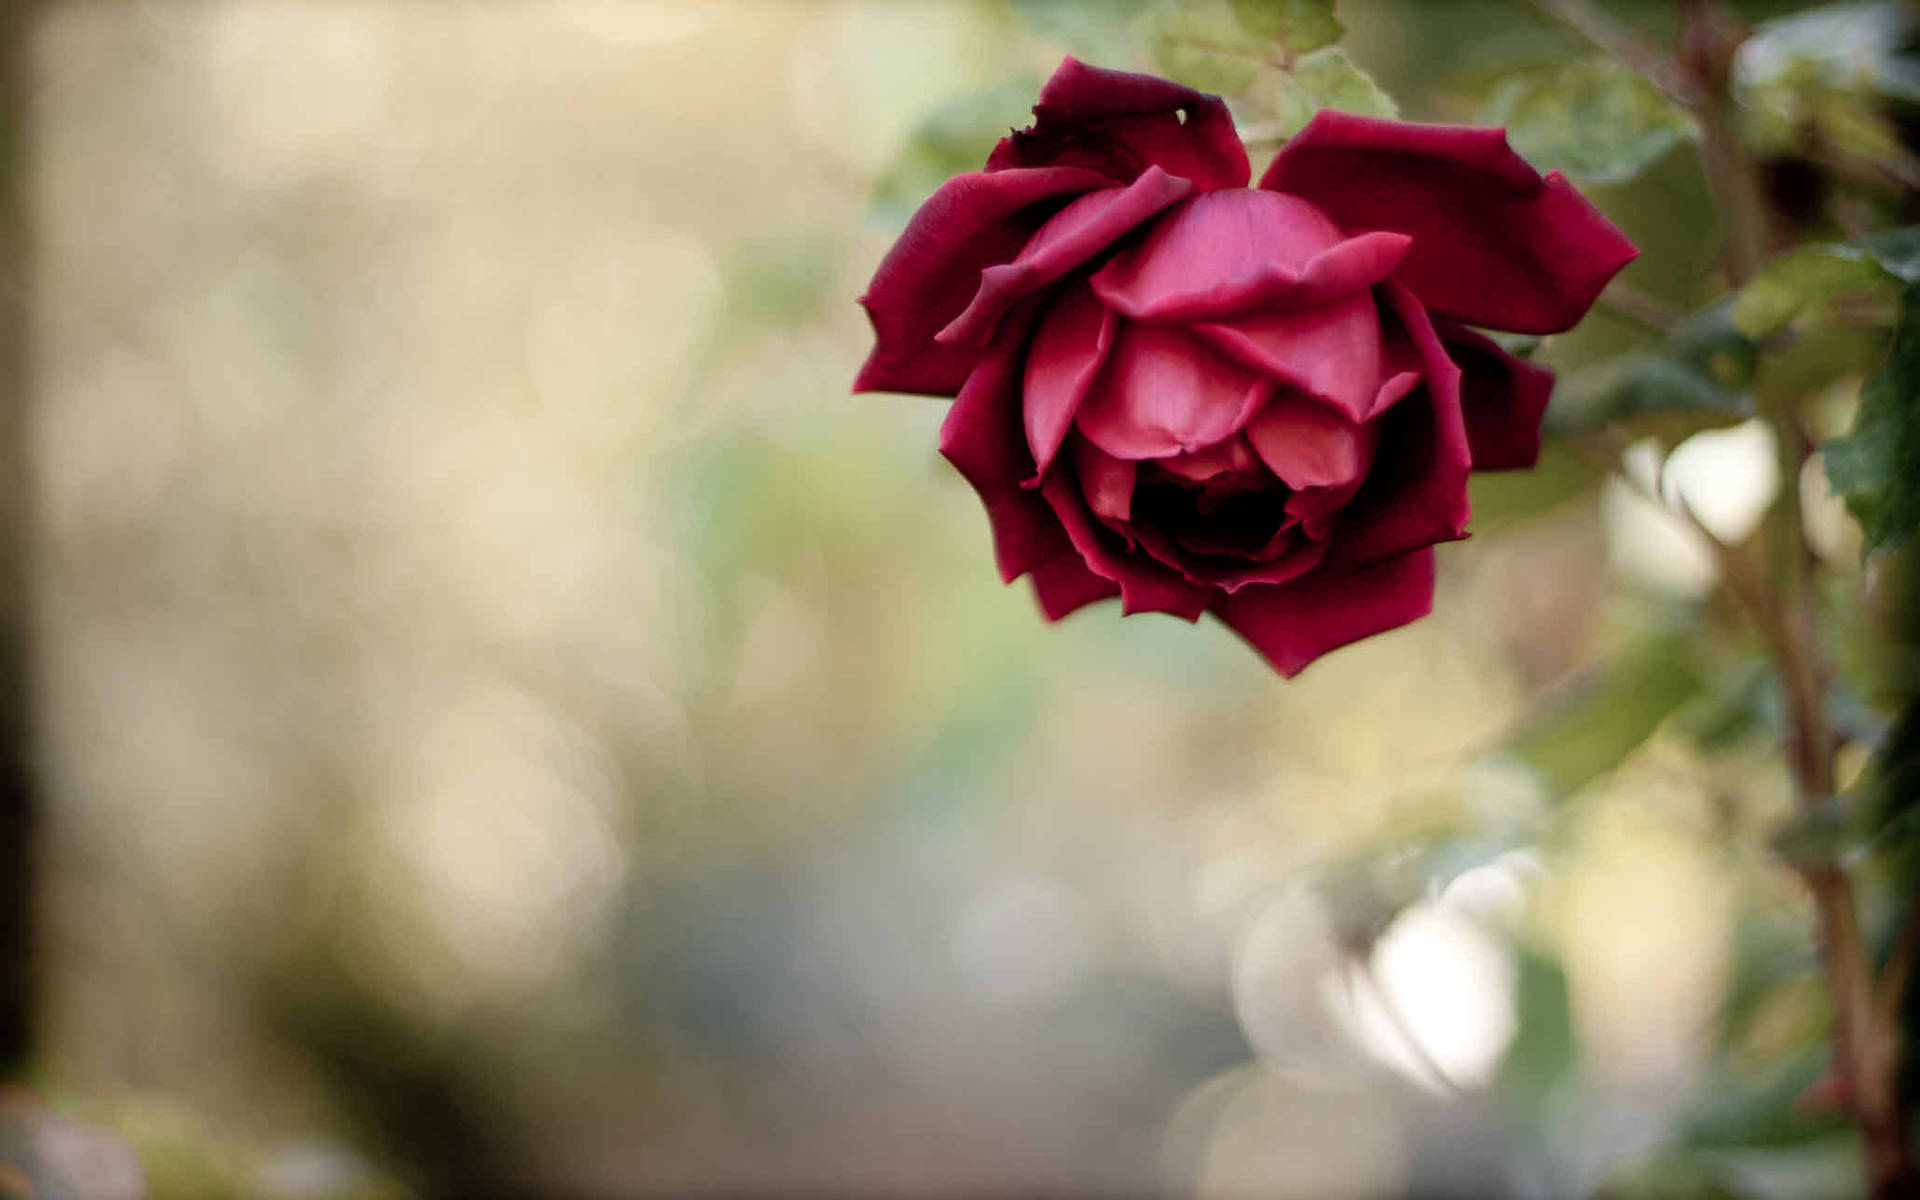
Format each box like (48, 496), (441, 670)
(1211, 547), (1437, 677)
(1030, 552), (1120, 620)
(1136, 523), (1328, 592)
(1259, 111), (1638, 335)
(987, 57), (1249, 191)
(939, 167), (1191, 351)
(854, 165), (1111, 396)
(1321, 282), (1473, 569)
(1041, 474), (1211, 620)
(938, 306), (1072, 582)
(1435, 320), (1557, 471)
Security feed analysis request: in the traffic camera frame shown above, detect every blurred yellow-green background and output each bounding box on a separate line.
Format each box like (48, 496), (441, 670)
(3, 1), (1915, 1197)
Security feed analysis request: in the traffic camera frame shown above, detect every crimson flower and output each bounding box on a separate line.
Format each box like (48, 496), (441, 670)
(855, 58), (1636, 675)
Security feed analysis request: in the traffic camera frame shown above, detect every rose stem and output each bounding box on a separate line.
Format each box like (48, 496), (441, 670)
(1678, 1), (1914, 1192)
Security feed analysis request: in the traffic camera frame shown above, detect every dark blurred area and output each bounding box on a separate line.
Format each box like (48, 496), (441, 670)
(0, 2), (1914, 1198)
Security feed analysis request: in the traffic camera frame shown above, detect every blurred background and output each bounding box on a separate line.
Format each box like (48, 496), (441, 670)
(1, 1), (1916, 1197)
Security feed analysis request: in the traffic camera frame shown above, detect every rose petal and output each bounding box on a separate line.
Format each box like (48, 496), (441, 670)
(1030, 552), (1120, 620)
(1244, 395), (1382, 490)
(938, 308), (1072, 582)
(1069, 436), (1136, 525)
(939, 167), (1191, 351)
(987, 57), (1249, 191)
(1134, 521), (1328, 592)
(854, 165), (1112, 396)
(1435, 321), (1557, 471)
(1211, 547), (1438, 677)
(1259, 111), (1638, 335)
(1091, 188), (1410, 320)
(1020, 281), (1119, 477)
(1041, 473), (1210, 620)
(1319, 283), (1472, 569)
(1187, 293), (1384, 421)
(1074, 323), (1271, 460)
(1155, 436), (1261, 484)
(1286, 483), (1361, 541)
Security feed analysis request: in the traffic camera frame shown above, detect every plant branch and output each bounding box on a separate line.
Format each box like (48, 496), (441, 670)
(1877, 886), (1920, 1031)
(1598, 280), (1683, 335)
(1679, 0), (1773, 285)
(1526, 0), (1693, 106)
(1760, 296), (1913, 1198)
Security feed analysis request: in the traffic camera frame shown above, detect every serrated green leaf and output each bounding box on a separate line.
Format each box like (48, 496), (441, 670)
(1504, 630), (1706, 799)
(1289, 46), (1395, 119)
(1731, 244), (1897, 340)
(1227, 0), (1341, 54)
(1822, 286), (1920, 557)
(1144, 0), (1269, 95)
(1482, 59), (1693, 187)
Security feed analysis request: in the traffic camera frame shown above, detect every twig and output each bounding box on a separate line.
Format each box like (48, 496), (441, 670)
(1526, 0), (1694, 107)
(1877, 886), (1920, 1031)
(1679, 0), (1773, 284)
(1598, 280), (1683, 334)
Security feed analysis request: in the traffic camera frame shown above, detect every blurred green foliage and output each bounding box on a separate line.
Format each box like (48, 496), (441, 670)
(17, 1), (1920, 1197)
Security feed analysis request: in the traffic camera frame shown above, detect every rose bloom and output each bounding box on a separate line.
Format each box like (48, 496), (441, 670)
(855, 59), (1636, 675)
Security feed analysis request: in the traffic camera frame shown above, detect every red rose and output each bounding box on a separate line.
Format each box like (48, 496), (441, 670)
(855, 58), (1636, 676)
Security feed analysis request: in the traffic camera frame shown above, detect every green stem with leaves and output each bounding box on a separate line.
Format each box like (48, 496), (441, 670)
(1669, 3), (1914, 1193)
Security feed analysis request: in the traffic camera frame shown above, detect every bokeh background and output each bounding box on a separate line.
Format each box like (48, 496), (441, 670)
(4, 1), (1916, 1197)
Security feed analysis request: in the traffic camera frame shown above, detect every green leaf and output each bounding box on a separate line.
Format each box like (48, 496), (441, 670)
(1731, 244), (1899, 340)
(1144, 0), (1269, 95)
(1739, 3), (1920, 166)
(1684, 1047), (1848, 1152)
(1481, 59), (1693, 187)
(1227, 0), (1341, 54)
(1822, 286), (1920, 557)
(1547, 300), (1757, 437)
(1497, 949), (1579, 1112)
(1676, 661), (1781, 751)
(1503, 630), (1706, 799)
(1289, 46), (1394, 118)
(1268, 44), (1396, 136)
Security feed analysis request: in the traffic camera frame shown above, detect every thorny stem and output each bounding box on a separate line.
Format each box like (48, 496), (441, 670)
(1678, 0), (1772, 286)
(1662, 3), (1914, 1192)
(1579, 413), (1913, 1193)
